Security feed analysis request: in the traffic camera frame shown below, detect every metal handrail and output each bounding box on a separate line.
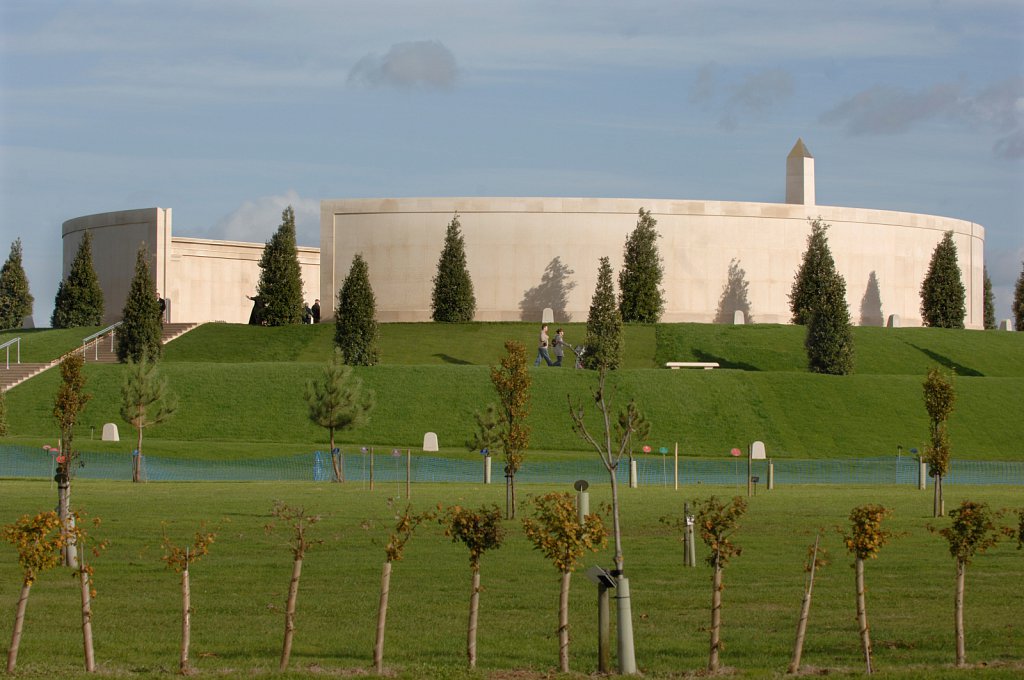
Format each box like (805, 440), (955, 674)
(1, 337), (20, 369)
(82, 321), (122, 360)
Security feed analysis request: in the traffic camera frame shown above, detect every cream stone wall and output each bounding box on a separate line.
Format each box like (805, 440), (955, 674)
(62, 208), (320, 325)
(321, 198), (984, 328)
(62, 208), (170, 325)
(168, 237), (320, 324)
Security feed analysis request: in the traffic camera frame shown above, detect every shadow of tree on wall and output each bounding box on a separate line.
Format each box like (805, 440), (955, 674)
(519, 257), (576, 322)
(860, 271), (884, 327)
(714, 258), (754, 324)
(693, 348), (760, 372)
(905, 343), (983, 377)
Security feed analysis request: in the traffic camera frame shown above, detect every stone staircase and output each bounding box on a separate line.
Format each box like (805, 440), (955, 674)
(0, 322), (200, 391)
(81, 322), (198, 364)
(0, 362), (53, 391)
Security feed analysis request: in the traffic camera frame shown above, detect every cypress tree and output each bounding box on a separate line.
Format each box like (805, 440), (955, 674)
(789, 218), (836, 325)
(920, 231), (966, 329)
(618, 208), (664, 323)
(791, 220), (854, 374)
(117, 245), (162, 363)
(0, 239), (33, 331)
(1013, 261), (1024, 332)
(431, 212), (476, 322)
(582, 257), (623, 370)
(256, 206), (305, 326)
(335, 253), (379, 366)
(51, 231), (104, 329)
(983, 267), (996, 330)
(805, 268), (855, 375)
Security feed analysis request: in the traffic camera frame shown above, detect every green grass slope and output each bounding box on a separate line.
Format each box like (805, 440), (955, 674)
(0, 325), (103, 362)
(3, 322), (1022, 460)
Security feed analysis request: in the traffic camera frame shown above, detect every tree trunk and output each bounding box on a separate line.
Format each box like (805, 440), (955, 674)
(329, 430), (341, 482)
(955, 558), (966, 667)
(467, 566), (480, 669)
(133, 424), (144, 483)
(279, 556), (303, 672)
(57, 478), (79, 568)
(788, 534), (820, 674)
(708, 560), (722, 672)
(609, 467), (624, 573)
(374, 561), (392, 674)
(79, 549), (95, 672)
(856, 557), (873, 674)
(504, 473), (513, 520)
(559, 570), (571, 673)
(6, 582), (30, 673)
(181, 567), (191, 673)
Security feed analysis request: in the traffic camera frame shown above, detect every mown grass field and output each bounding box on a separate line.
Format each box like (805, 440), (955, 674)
(3, 322), (1023, 460)
(0, 481), (1021, 679)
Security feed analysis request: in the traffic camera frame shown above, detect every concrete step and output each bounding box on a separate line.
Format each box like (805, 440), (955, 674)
(4, 322), (203, 390)
(0, 362), (53, 392)
(81, 322), (200, 363)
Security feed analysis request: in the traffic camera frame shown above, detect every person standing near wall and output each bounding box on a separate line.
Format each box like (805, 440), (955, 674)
(312, 299), (321, 323)
(552, 328), (566, 366)
(534, 324), (554, 366)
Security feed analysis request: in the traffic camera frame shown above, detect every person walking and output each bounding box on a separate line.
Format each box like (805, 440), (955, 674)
(534, 324), (554, 366)
(552, 328), (566, 366)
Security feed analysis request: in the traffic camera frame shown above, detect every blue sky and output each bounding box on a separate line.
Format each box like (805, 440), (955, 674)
(2, 0), (1022, 325)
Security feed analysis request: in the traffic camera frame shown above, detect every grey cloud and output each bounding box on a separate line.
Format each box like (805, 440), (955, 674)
(821, 77), (1023, 159)
(993, 130), (1024, 160)
(689, 62), (719, 104)
(348, 40), (457, 90)
(819, 83), (962, 135)
(717, 68), (794, 131)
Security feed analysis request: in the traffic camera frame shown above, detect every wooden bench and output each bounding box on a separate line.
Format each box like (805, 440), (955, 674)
(665, 362), (719, 370)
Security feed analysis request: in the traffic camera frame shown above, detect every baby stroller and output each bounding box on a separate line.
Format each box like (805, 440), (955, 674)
(568, 343), (586, 369)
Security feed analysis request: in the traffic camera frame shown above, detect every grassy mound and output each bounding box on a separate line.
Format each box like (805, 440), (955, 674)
(3, 322), (1022, 460)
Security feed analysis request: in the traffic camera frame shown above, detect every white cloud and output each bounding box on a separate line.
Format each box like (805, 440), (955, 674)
(206, 191), (320, 246)
(348, 41), (458, 90)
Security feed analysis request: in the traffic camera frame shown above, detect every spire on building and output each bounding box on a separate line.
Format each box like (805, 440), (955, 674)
(786, 138), (815, 205)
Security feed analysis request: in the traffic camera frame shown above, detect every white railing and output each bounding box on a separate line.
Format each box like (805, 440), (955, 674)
(82, 322), (122, 360)
(1, 337), (20, 369)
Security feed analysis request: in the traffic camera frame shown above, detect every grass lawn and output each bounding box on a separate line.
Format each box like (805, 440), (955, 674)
(4, 322), (1023, 460)
(0, 480), (1021, 679)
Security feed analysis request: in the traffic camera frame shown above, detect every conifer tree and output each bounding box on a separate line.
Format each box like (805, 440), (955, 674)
(117, 245), (162, 363)
(51, 231), (103, 329)
(1013, 261), (1024, 331)
(0, 239), (33, 331)
(982, 267), (996, 330)
(582, 257), (623, 370)
(335, 253), (379, 366)
(618, 208), (664, 323)
(920, 231), (965, 328)
(305, 349), (375, 481)
(431, 212), (476, 322)
(256, 206), (305, 326)
(805, 266), (855, 375)
(120, 352), (178, 482)
(789, 218), (836, 325)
